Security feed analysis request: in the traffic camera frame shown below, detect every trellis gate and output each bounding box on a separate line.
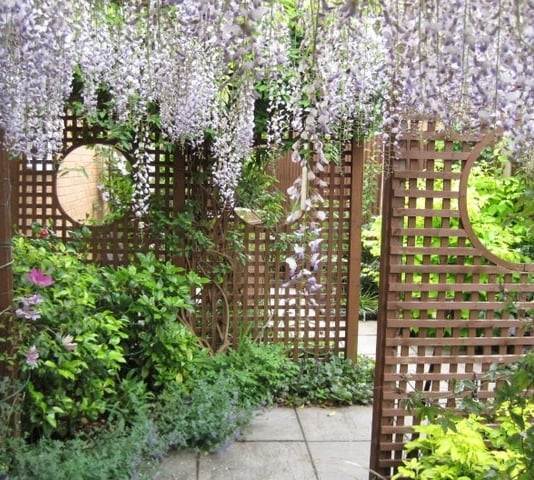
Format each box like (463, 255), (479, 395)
(371, 122), (534, 478)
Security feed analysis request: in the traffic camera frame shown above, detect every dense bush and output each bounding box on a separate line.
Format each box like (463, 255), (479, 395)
(1, 233), (376, 479)
(393, 352), (534, 480)
(11, 236), (129, 437)
(284, 354), (375, 406)
(97, 252), (209, 389)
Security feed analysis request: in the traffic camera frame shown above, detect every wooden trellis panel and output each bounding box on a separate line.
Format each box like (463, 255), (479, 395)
(12, 108), (177, 263)
(11, 101), (364, 357)
(371, 123), (534, 478)
(189, 143), (364, 357)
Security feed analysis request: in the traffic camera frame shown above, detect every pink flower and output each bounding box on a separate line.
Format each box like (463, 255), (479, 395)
(25, 346), (39, 369)
(61, 334), (77, 352)
(27, 268), (54, 287)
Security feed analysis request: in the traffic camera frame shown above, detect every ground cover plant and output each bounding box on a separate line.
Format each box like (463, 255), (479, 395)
(393, 352), (534, 480)
(0, 233), (375, 479)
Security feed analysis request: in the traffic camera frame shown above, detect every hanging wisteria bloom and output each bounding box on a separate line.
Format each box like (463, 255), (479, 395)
(1, 0), (534, 215)
(25, 345), (39, 369)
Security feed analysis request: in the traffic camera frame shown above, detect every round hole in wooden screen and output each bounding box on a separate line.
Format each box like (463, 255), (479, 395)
(466, 143), (534, 266)
(56, 144), (132, 226)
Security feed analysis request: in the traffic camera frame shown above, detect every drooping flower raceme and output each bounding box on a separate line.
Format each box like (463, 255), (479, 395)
(0, 0), (76, 164)
(2, 0), (534, 214)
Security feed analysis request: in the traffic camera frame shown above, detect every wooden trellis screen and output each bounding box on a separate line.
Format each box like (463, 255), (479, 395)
(158, 142), (364, 357)
(10, 109), (175, 263)
(371, 122), (534, 478)
(8, 106), (364, 358)
(199, 143), (364, 358)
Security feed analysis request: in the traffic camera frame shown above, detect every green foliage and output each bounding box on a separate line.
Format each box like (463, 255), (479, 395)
(7, 416), (157, 480)
(4, 234), (377, 478)
(392, 415), (516, 480)
(192, 338), (300, 407)
(396, 352), (534, 480)
(235, 155), (286, 227)
(98, 251), (210, 389)
(154, 378), (253, 453)
(283, 354), (375, 406)
(468, 145), (534, 263)
(11, 236), (128, 437)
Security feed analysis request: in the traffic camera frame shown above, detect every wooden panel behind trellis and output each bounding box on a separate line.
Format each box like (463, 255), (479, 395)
(371, 123), (534, 477)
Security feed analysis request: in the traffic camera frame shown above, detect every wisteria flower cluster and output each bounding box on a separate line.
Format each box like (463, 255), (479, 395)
(1, 0), (534, 209)
(283, 222), (326, 299)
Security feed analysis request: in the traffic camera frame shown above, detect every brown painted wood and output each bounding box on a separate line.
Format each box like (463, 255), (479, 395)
(0, 131), (14, 379)
(345, 140), (364, 360)
(370, 123), (534, 478)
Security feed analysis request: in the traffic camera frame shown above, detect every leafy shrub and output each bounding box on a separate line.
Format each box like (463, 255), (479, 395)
(98, 252), (209, 390)
(11, 236), (128, 437)
(395, 352), (534, 480)
(191, 338), (299, 407)
(283, 354), (375, 406)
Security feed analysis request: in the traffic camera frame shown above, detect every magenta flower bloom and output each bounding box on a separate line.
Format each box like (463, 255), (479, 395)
(25, 346), (39, 369)
(27, 268), (54, 287)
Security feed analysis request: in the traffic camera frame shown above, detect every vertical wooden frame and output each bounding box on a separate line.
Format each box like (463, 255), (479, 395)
(0, 132), (14, 378)
(346, 140), (364, 359)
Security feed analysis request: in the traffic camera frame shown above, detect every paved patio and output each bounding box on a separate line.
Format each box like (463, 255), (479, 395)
(151, 321), (377, 480)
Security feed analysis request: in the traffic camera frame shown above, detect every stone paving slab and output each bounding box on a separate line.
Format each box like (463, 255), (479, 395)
(149, 406), (373, 479)
(151, 450), (198, 480)
(308, 441), (371, 480)
(241, 407), (303, 441)
(297, 406), (373, 442)
(199, 442), (316, 480)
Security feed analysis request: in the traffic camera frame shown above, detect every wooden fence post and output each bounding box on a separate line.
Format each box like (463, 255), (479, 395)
(345, 140), (364, 360)
(0, 131), (14, 379)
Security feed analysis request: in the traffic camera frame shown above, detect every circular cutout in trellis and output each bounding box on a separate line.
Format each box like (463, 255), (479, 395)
(460, 133), (534, 272)
(56, 144), (133, 226)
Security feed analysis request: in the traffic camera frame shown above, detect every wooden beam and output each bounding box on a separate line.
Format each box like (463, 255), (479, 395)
(0, 131), (14, 379)
(345, 140), (364, 360)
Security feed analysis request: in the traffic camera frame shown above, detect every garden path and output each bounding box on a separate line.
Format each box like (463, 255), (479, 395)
(151, 321), (377, 480)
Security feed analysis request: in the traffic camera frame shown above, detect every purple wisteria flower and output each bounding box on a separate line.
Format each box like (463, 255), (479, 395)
(308, 238), (323, 254)
(27, 268), (54, 287)
(306, 276), (322, 294)
(294, 244), (305, 260)
(15, 294), (43, 321)
(285, 257), (297, 277)
(25, 346), (39, 369)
